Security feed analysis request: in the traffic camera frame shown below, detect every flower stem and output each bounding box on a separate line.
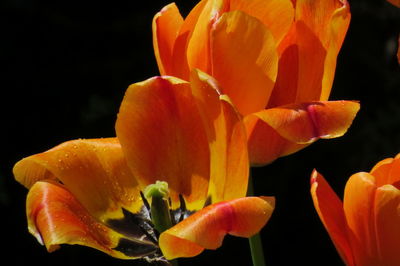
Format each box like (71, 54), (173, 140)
(247, 174), (266, 266)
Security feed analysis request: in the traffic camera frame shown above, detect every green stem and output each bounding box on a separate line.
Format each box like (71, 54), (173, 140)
(247, 174), (266, 266)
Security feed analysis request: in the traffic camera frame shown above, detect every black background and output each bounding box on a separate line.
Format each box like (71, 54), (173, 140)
(1, 0), (399, 265)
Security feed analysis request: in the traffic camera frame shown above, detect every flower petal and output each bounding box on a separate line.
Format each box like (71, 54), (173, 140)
(27, 181), (157, 259)
(387, 0), (400, 7)
(310, 170), (354, 266)
(374, 184), (400, 265)
(371, 155), (400, 187)
(268, 21), (326, 107)
(190, 69), (249, 201)
(343, 172), (379, 266)
(152, 3), (184, 75)
(159, 197), (275, 260)
(229, 0), (294, 44)
(13, 138), (142, 221)
(253, 100), (360, 144)
(211, 10), (278, 115)
(244, 114), (308, 165)
(115, 76), (210, 210)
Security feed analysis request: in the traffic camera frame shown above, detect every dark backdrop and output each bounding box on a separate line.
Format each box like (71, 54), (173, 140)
(1, 0), (399, 265)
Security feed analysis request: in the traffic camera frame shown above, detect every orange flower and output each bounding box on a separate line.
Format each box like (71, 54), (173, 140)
(13, 70), (274, 262)
(311, 154), (400, 265)
(153, 0), (360, 165)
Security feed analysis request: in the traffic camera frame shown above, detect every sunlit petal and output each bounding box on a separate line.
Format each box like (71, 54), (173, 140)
(211, 10), (278, 115)
(27, 181), (157, 259)
(159, 197), (275, 260)
(190, 69), (249, 201)
(13, 138), (141, 221)
(229, 0), (294, 44)
(116, 76), (210, 210)
(152, 3), (183, 75)
(253, 101), (359, 144)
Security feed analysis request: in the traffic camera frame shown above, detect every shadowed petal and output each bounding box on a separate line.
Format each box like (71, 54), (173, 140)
(153, 3), (184, 75)
(190, 69), (249, 201)
(374, 184), (400, 265)
(253, 101), (359, 144)
(13, 138), (142, 221)
(387, 0), (400, 7)
(27, 181), (157, 259)
(116, 76), (210, 211)
(211, 10), (278, 115)
(159, 197), (275, 260)
(310, 170), (354, 265)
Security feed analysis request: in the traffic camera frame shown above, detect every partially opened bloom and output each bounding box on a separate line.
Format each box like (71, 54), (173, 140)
(153, 0), (360, 165)
(311, 154), (400, 265)
(13, 70), (274, 263)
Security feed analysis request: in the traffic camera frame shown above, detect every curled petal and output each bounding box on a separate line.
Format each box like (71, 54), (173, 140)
(153, 3), (184, 75)
(244, 114), (308, 165)
(211, 10), (278, 115)
(116, 76), (210, 210)
(310, 170), (354, 266)
(253, 100), (360, 144)
(13, 138), (142, 221)
(190, 69), (249, 201)
(159, 197), (275, 260)
(27, 181), (157, 259)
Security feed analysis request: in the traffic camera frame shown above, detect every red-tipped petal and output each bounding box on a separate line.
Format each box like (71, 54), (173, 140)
(190, 69), (249, 201)
(211, 10), (278, 116)
(13, 138), (142, 220)
(153, 3), (184, 75)
(116, 76), (210, 210)
(310, 170), (354, 265)
(159, 197), (275, 260)
(27, 181), (157, 259)
(254, 100), (359, 144)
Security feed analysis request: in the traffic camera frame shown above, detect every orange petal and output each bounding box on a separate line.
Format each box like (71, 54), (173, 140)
(343, 172), (379, 266)
(253, 100), (360, 144)
(310, 170), (354, 265)
(159, 197), (275, 260)
(370, 155), (400, 187)
(268, 21), (326, 107)
(185, 0), (227, 74)
(116, 76), (210, 210)
(374, 184), (400, 265)
(190, 69), (249, 201)
(152, 3), (184, 75)
(27, 181), (158, 259)
(295, 0), (351, 100)
(244, 114), (308, 166)
(229, 0), (295, 44)
(211, 10), (278, 115)
(13, 138), (142, 221)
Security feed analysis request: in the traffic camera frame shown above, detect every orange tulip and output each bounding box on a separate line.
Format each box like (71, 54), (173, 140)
(311, 154), (400, 265)
(13, 70), (274, 262)
(153, 0), (360, 165)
